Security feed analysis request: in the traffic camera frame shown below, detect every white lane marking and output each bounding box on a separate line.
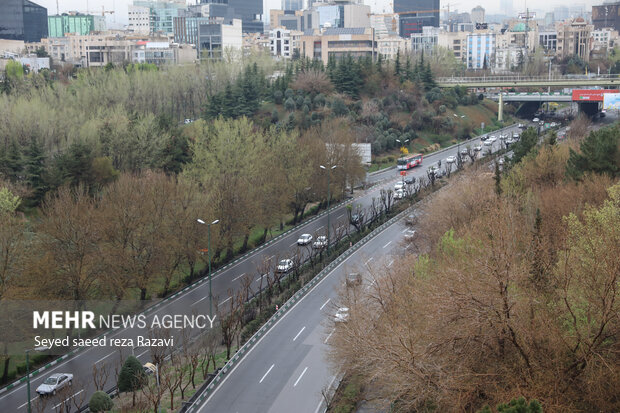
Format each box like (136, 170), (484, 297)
(365, 279), (377, 291)
(324, 329), (334, 344)
(136, 349), (149, 358)
(94, 351), (114, 365)
(387, 260), (394, 268)
(231, 273), (246, 282)
(337, 214), (344, 219)
(293, 367), (308, 387)
(254, 274), (266, 283)
(191, 295), (209, 306)
(259, 364), (275, 383)
(269, 255), (275, 260)
(320, 298), (330, 310)
(217, 296), (232, 307)
(196, 218), (401, 411)
(383, 241), (392, 249)
(314, 375), (338, 413)
(293, 326), (306, 342)
(401, 228), (409, 233)
(364, 257), (373, 265)
(18, 396), (38, 409)
(290, 242), (298, 247)
(315, 226), (324, 231)
(53, 390), (83, 409)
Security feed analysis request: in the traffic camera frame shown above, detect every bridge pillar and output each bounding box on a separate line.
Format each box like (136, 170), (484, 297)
(498, 93), (504, 122)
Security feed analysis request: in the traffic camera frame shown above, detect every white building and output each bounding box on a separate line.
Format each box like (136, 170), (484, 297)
(466, 32), (495, 69)
(269, 27), (302, 58)
(495, 46), (524, 71)
(377, 36), (409, 60)
(128, 5), (151, 34)
(371, 14), (398, 37)
(410, 26), (439, 55)
(592, 28), (619, 50)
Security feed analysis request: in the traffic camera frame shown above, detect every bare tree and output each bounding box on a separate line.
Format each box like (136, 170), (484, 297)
(92, 362), (111, 391)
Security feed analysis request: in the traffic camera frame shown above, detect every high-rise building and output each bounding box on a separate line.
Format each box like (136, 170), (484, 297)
(500, 0), (513, 17)
(394, 0), (439, 38)
(0, 0), (48, 42)
(48, 14), (106, 37)
(218, 0), (264, 32)
(556, 17), (593, 61)
(471, 6), (485, 25)
(282, 0), (304, 11)
(466, 32), (495, 69)
(130, 1), (187, 35)
(554, 6), (569, 22)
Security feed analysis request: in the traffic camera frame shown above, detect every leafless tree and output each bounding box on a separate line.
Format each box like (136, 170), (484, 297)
(92, 362), (111, 391)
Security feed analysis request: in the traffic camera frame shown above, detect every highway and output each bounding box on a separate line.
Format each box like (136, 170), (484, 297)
(0, 122), (522, 412)
(194, 207), (410, 413)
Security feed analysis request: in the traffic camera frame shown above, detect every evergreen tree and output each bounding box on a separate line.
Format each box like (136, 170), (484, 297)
(566, 125), (619, 180)
(494, 158), (502, 196)
(0, 139), (22, 182)
(221, 83), (236, 118)
(512, 127), (539, 164)
(23, 137), (47, 205)
(394, 50), (401, 78)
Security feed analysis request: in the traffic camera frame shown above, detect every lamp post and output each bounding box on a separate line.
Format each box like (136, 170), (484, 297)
(320, 165), (337, 253)
(197, 218), (219, 316)
(25, 346), (46, 413)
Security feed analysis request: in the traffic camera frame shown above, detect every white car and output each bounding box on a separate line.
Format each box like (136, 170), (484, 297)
(474, 145), (482, 151)
(488, 136), (497, 143)
(533, 117), (540, 122)
(394, 181), (405, 191)
(297, 233), (313, 245)
(334, 307), (349, 323)
(403, 229), (416, 241)
(550, 122), (557, 127)
(276, 259), (294, 273)
(312, 235), (327, 249)
(483, 140), (493, 147)
(498, 158), (505, 165)
(36, 373), (73, 396)
(518, 123), (524, 128)
(446, 155), (456, 163)
(394, 189), (405, 199)
(460, 148), (468, 156)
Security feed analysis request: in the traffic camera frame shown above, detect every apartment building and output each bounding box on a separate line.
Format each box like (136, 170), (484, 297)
(300, 27), (376, 65)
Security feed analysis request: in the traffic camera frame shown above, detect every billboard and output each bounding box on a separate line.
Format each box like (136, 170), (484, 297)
(603, 93), (620, 110)
(572, 89), (620, 101)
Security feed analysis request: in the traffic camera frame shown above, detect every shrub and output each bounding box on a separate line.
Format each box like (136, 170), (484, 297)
(89, 391), (114, 412)
(117, 355), (146, 393)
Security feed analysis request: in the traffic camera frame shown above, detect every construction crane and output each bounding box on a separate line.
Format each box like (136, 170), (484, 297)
(101, 6), (115, 17)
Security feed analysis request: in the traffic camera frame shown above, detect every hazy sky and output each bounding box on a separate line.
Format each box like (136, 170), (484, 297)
(36, 0), (602, 26)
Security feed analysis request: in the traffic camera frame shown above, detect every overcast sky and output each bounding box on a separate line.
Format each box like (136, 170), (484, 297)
(35, 0), (602, 26)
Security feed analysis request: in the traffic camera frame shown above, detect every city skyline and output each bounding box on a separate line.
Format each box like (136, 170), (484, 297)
(34, 0), (603, 26)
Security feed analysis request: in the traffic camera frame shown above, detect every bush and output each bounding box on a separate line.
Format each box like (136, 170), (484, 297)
(117, 355), (146, 393)
(89, 391), (113, 412)
(273, 90), (283, 104)
(284, 97), (296, 112)
(332, 98), (349, 117)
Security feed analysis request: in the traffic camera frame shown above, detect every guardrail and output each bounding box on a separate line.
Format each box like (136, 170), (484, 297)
(437, 74), (620, 83)
(181, 201), (429, 413)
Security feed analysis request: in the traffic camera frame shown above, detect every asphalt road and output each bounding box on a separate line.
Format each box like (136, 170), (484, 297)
(0, 123), (521, 412)
(194, 209), (412, 413)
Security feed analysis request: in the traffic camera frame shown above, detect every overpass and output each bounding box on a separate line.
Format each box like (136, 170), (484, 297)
(436, 74), (620, 88)
(487, 92), (573, 102)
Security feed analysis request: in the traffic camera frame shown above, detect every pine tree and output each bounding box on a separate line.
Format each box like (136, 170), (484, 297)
(0, 139), (22, 182)
(23, 137), (47, 205)
(394, 50), (401, 78)
(494, 159), (502, 196)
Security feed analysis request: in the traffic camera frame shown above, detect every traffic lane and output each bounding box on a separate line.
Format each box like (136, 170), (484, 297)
(197, 218), (408, 413)
(1, 126), (512, 410)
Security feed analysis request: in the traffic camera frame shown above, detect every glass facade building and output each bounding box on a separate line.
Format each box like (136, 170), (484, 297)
(202, 0), (263, 33)
(393, 0), (439, 38)
(0, 0), (48, 42)
(48, 15), (105, 37)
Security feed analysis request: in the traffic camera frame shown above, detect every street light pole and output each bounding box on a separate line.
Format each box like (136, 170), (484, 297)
(320, 165), (337, 253)
(26, 350), (31, 413)
(197, 218), (219, 316)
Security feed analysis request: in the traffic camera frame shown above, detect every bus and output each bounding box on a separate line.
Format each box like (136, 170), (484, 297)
(397, 153), (423, 170)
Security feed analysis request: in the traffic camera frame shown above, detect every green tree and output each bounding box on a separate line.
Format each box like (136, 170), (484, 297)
(88, 390), (114, 412)
(0, 139), (22, 182)
(23, 137), (47, 205)
(511, 127), (538, 164)
(284, 97), (296, 111)
(566, 125), (620, 180)
(0, 187), (20, 214)
(117, 355), (146, 406)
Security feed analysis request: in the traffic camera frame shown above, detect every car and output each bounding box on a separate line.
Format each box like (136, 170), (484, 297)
(143, 363), (157, 375)
(550, 122), (557, 127)
(334, 307), (350, 323)
(297, 233), (313, 245)
(513, 132), (519, 138)
(403, 229), (416, 241)
(394, 189), (404, 199)
(488, 136), (497, 143)
(446, 155), (457, 163)
(505, 138), (516, 145)
(480, 135), (488, 141)
(404, 176), (415, 184)
(276, 259), (294, 273)
(533, 117), (540, 122)
(483, 140), (493, 146)
(428, 166), (445, 178)
(394, 181), (405, 191)
(313, 235), (327, 249)
(474, 145), (482, 151)
(460, 148), (468, 156)
(350, 213), (361, 224)
(518, 123), (524, 128)
(346, 273), (362, 287)
(405, 214), (417, 226)
(36, 373), (73, 396)
(498, 158), (505, 165)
